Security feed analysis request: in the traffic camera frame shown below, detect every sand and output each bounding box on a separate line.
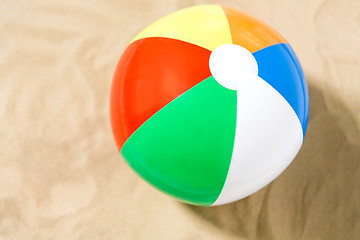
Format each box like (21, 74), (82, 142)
(0, 0), (359, 239)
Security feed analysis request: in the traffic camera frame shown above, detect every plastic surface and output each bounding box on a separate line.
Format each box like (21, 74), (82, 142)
(121, 76), (236, 206)
(221, 6), (288, 52)
(110, 37), (211, 149)
(130, 5), (232, 51)
(110, 5), (309, 206)
(209, 44), (258, 90)
(253, 43), (309, 135)
(208, 43), (304, 205)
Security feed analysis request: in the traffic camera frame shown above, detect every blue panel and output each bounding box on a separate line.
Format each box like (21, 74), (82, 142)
(253, 43), (309, 137)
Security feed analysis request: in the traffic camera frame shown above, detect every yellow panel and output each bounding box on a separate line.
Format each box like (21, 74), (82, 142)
(130, 5), (232, 51)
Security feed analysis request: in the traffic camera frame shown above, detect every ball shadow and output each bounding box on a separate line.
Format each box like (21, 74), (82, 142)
(180, 79), (360, 239)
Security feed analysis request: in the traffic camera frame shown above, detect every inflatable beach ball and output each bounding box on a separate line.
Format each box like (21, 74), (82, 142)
(110, 5), (309, 206)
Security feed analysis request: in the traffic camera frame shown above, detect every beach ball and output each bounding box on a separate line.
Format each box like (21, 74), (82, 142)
(110, 5), (309, 206)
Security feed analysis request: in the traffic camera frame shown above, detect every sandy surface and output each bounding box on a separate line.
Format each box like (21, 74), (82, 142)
(0, 0), (359, 239)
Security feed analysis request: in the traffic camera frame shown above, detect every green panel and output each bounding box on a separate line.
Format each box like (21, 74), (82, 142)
(121, 76), (237, 206)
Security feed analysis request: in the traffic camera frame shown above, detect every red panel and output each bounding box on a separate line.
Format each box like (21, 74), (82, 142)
(110, 37), (212, 150)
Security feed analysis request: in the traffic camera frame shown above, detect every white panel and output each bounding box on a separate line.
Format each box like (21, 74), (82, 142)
(212, 76), (303, 206)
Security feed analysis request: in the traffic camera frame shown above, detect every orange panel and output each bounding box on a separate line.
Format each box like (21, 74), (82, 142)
(110, 37), (212, 150)
(222, 6), (288, 53)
